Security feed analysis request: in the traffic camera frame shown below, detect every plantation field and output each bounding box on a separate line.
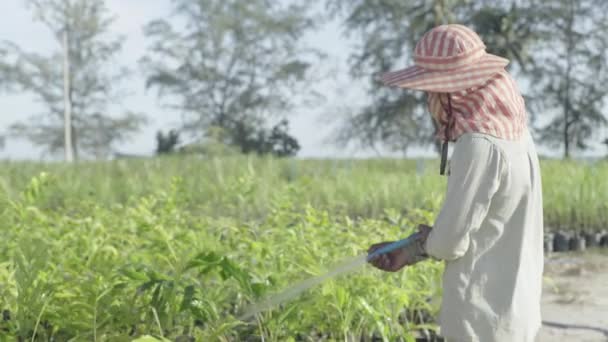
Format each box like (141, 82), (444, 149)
(0, 156), (607, 340)
(1, 156), (607, 229)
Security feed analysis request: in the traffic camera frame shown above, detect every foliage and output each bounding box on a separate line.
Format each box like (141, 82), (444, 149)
(141, 0), (322, 154)
(233, 119), (301, 157)
(0, 156), (606, 230)
(528, 0), (608, 158)
(0, 155), (606, 339)
(325, 0), (490, 155)
(326, 0), (608, 158)
(165, 120), (300, 158)
(467, 1), (538, 72)
(0, 0), (146, 160)
(0, 172), (444, 340)
(156, 130), (181, 155)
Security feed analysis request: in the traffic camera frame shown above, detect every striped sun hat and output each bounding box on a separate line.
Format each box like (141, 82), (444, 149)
(381, 24), (509, 93)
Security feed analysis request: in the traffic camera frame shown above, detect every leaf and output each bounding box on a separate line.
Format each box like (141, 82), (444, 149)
(184, 252), (224, 273)
(131, 335), (172, 342)
(250, 282), (266, 298)
(121, 268), (148, 281)
(180, 285), (196, 312)
(277, 304), (297, 324)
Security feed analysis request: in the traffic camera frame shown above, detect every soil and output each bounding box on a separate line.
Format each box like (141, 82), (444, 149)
(538, 250), (608, 341)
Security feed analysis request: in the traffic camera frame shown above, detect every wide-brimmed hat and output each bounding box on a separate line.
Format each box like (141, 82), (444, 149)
(381, 24), (509, 93)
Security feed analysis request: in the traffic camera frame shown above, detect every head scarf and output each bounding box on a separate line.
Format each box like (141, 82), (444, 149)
(428, 70), (527, 143)
(379, 24), (528, 175)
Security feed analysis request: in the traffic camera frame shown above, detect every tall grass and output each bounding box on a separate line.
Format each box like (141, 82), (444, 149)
(0, 155), (606, 230)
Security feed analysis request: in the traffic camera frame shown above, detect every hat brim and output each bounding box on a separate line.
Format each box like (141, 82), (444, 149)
(381, 53), (509, 93)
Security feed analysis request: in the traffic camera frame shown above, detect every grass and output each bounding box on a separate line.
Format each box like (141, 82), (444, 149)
(0, 155), (606, 340)
(0, 155), (606, 229)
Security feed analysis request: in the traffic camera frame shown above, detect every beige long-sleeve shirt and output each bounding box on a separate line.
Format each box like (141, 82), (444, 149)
(424, 131), (544, 342)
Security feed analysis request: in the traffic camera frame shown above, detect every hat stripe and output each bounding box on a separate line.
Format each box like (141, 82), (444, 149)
(399, 62), (507, 89)
(455, 116), (469, 136)
(496, 76), (526, 139)
(456, 98), (492, 133)
(486, 81), (514, 138)
(451, 100), (480, 134)
(489, 90), (511, 139)
(422, 31), (430, 55)
(429, 30), (440, 56)
(410, 24), (489, 71)
(382, 24), (511, 94)
(382, 66), (425, 84)
(460, 25), (483, 48)
(498, 79), (520, 123)
(383, 64), (431, 84)
(453, 71), (526, 139)
(383, 58), (506, 87)
(477, 94), (504, 138)
(385, 25), (526, 141)
(464, 92), (496, 136)
(415, 48), (485, 70)
(437, 30), (449, 57)
(474, 90), (504, 138)
(471, 81), (509, 138)
(446, 37), (455, 58)
(451, 25), (481, 49)
(415, 46), (484, 65)
(464, 91), (500, 137)
(422, 31), (431, 55)
(490, 82), (513, 123)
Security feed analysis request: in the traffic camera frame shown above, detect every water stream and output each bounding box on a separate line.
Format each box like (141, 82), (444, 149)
(238, 235), (418, 321)
(239, 254), (369, 321)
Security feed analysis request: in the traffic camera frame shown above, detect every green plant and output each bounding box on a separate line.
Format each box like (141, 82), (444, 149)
(0, 157), (604, 340)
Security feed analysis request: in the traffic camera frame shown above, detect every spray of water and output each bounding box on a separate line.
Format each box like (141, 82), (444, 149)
(238, 234), (419, 321)
(239, 254), (368, 321)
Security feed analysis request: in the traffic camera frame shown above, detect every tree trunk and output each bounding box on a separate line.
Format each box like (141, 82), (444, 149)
(563, 0), (574, 159)
(564, 93), (570, 159)
(63, 28), (74, 162)
(72, 123), (78, 160)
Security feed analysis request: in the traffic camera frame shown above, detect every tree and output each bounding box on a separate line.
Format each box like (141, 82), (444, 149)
(141, 0), (321, 153)
(175, 120), (300, 157)
(155, 129), (180, 155)
(0, 46), (13, 90)
(326, 0), (537, 155)
(530, 0), (608, 158)
(0, 0), (146, 160)
(266, 119), (300, 157)
(466, 1), (542, 128)
(467, 1), (539, 72)
(232, 119), (300, 157)
(325, 0), (470, 155)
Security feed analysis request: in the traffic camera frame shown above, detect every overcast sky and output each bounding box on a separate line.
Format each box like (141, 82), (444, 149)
(0, 1), (605, 160)
(0, 0), (380, 160)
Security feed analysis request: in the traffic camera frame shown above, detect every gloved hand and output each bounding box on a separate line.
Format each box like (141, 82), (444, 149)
(367, 224), (432, 272)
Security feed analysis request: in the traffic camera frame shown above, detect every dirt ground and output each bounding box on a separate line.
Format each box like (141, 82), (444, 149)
(537, 250), (608, 342)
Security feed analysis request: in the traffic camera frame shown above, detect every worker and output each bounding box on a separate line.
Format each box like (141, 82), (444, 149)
(368, 24), (544, 342)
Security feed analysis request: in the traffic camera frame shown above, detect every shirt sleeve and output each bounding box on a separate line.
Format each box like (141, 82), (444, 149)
(424, 136), (505, 261)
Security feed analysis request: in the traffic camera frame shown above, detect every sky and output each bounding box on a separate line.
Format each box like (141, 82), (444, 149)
(0, 1), (605, 161)
(0, 0), (381, 160)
